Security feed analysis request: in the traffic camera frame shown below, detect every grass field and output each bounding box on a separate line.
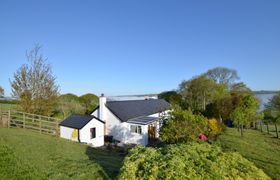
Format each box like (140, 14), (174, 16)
(0, 103), (17, 111)
(217, 128), (280, 179)
(0, 128), (124, 179)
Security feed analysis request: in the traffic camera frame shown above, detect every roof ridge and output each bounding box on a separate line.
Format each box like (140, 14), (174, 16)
(107, 99), (159, 103)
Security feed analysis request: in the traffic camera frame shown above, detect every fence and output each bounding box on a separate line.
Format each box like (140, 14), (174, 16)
(255, 122), (280, 138)
(0, 109), (60, 136)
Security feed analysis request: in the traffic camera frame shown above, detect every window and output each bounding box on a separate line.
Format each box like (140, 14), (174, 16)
(130, 125), (142, 134)
(90, 128), (96, 139)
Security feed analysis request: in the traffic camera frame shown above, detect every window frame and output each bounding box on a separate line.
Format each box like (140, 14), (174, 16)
(130, 125), (142, 135)
(90, 127), (96, 139)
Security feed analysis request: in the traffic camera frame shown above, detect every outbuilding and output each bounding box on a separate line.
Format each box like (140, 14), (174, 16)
(59, 114), (105, 147)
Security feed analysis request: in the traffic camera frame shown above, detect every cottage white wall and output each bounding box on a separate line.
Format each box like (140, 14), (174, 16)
(92, 107), (122, 136)
(79, 119), (104, 147)
(92, 109), (98, 117)
(123, 123), (149, 145)
(60, 126), (78, 142)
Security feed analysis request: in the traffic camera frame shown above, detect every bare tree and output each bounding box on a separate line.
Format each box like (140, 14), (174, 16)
(205, 67), (239, 85)
(10, 44), (59, 116)
(0, 86), (4, 97)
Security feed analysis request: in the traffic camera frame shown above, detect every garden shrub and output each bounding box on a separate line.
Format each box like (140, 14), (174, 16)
(208, 118), (224, 138)
(160, 107), (208, 143)
(118, 143), (270, 180)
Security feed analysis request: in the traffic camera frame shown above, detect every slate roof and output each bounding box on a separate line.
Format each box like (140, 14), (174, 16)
(106, 99), (170, 122)
(127, 116), (160, 125)
(59, 114), (104, 129)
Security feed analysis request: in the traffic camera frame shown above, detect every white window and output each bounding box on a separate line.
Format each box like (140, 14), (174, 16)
(130, 125), (142, 134)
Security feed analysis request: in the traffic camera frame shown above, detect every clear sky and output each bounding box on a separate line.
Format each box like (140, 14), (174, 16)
(0, 0), (280, 96)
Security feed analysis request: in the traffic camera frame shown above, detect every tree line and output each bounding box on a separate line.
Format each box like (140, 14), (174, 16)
(159, 67), (261, 137)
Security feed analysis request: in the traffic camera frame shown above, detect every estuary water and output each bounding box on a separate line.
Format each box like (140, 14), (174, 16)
(255, 93), (277, 111)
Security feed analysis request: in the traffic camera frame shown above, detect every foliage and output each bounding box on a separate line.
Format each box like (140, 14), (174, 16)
(10, 45), (59, 116)
(263, 109), (280, 138)
(79, 93), (99, 114)
(266, 91), (280, 111)
(55, 93), (99, 119)
(204, 84), (231, 120)
(204, 67), (239, 86)
(160, 106), (208, 143)
(208, 118), (224, 138)
(230, 95), (259, 136)
(56, 93), (84, 118)
(179, 76), (219, 112)
(118, 143), (269, 180)
(0, 86), (4, 97)
(218, 128), (280, 179)
(0, 128), (124, 179)
(158, 91), (182, 105)
(230, 82), (253, 109)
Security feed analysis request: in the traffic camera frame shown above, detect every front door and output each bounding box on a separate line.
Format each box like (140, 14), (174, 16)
(148, 123), (156, 142)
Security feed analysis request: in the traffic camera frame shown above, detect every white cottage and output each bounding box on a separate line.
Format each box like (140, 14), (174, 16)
(91, 95), (170, 146)
(59, 114), (105, 147)
(59, 95), (170, 146)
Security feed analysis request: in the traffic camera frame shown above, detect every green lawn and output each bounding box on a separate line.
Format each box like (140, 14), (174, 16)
(217, 128), (280, 179)
(0, 128), (124, 179)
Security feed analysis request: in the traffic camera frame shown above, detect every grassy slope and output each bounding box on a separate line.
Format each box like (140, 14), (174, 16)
(0, 128), (124, 179)
(217, 128), (280, 179)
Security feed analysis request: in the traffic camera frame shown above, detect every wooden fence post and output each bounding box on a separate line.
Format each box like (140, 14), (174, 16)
(8, 110), (10, 128)
(56, 120), (59, 137)
(39, 116), (42, 134)
(0, 105), (2, 127)
(23, 113), (26, 129)
(267, 123), (270, 134)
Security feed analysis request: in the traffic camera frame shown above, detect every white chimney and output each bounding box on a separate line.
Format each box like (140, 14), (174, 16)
(99, 93), (107, 121)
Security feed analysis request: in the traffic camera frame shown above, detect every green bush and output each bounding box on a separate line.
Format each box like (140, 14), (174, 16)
(160, 107), (208, 143)
(118, 143), (270, 180)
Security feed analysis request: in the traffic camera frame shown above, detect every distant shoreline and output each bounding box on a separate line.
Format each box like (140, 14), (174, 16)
(253, 90), (278, 95)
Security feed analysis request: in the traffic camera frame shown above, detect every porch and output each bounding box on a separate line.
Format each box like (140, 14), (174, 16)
(127, 116), (160, 145)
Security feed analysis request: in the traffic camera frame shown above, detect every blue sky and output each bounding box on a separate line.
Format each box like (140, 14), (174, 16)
(0, 0), (280, 96)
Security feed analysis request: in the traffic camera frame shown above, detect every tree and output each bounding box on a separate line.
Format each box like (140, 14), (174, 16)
(230, 95), (259, 136)
(159, 106), (208, 143)
(10, 45), (59, 116)
(265, 93), (280, 138)
(57, 93), (83, 118)
(179, 76), (219, 112)
(0, 86), (4, 97)
(266, 91), (280, 111)
(204, 83), (231, 121)
(79, 93), (98, 114)
(158, 91), (182, 105)
(205, 67), (239, 85)
(266, 111), (280, 138)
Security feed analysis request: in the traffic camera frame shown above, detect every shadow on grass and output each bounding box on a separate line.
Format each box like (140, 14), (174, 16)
(85, 146), (125, 179)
